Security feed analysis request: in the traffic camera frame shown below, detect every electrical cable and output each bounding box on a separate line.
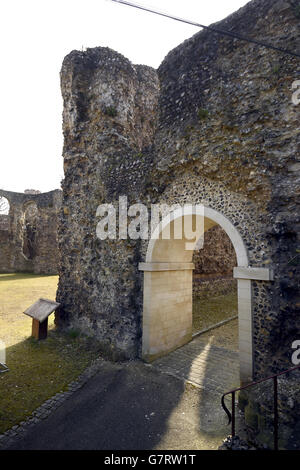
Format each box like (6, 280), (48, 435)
(109, 0), (300, 59)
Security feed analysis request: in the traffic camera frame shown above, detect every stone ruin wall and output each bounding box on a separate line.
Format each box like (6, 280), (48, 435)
(57, 0), (299, 371)
(0, 215), (12, 272)
(57, 47), (160, 360)
(57, 0), (299, 447)
(192, 225), (237, 299)
(0, 189), (62, 274)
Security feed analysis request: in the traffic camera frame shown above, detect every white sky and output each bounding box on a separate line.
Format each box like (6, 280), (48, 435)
(0, 0), (249, 193)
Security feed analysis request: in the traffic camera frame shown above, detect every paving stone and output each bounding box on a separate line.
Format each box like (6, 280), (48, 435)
(151, 336), (239, 393)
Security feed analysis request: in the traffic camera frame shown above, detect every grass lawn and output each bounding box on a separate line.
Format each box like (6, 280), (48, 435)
(192, 291), (238, 351)
(0, 273), (101, 434)
(199, 318), (239, 351)
(192, 291), (238, 333)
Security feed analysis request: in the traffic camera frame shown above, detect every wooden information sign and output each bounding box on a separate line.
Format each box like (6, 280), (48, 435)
(24, 298), (60, 340)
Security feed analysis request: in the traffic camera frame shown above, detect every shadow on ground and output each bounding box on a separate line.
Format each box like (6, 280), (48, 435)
(5, 338), (239, 450)
(0, 273), (55, 282)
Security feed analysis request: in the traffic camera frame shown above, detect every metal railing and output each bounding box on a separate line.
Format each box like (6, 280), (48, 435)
(221, 364), (300, 450)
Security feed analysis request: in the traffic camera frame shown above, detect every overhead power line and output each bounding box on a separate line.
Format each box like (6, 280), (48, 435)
(110, 0), (300, 59)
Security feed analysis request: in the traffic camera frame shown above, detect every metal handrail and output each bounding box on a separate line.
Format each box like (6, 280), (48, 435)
(221, 363), (300, 450)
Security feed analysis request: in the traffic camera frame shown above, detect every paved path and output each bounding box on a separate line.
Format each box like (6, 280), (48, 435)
(4, 336), (240, 450)
(151, 335), (240, 395)
(5, 360), (233, 450)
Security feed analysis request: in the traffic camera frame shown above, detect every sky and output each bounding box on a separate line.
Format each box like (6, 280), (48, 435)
(0, 0), (250, 194)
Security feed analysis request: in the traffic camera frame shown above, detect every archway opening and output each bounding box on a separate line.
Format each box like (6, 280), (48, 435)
(139, 206), (253, 384)
(192, 225), (238, 351)
(22, 202), (38, 260)
(0, 197), (10, 231)
(0, 197), (10, 215)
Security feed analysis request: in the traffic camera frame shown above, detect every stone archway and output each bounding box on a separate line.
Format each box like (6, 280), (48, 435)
(0, 196), (10, 215)
(22, 201), (39, 261)
(139, 205), (273, 385)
